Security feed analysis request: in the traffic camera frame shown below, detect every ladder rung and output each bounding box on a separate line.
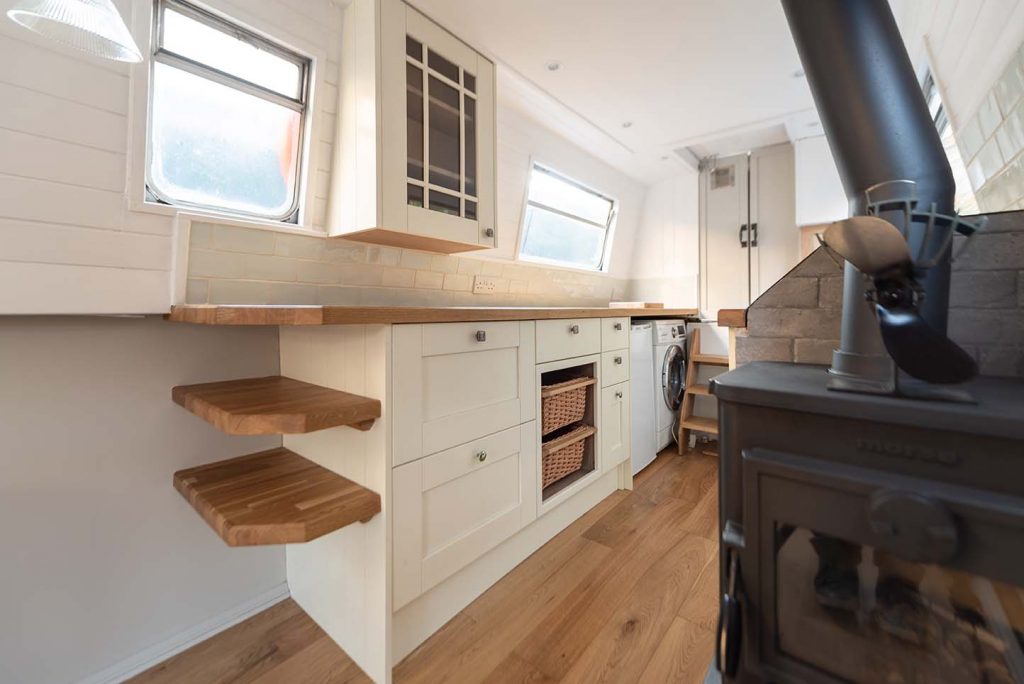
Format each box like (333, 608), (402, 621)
(692, 353), (729, 366)
(679, 416), (718, 435)
(686, 384), (710, 396)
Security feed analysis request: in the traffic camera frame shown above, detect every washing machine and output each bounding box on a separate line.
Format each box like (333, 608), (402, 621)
(652, 320), (687, 451)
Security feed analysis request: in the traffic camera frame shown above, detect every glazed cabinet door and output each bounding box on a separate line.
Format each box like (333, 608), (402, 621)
(393, 423), (537, 609)
(601, 382), (630, 470)
(383, 4), (496, 247)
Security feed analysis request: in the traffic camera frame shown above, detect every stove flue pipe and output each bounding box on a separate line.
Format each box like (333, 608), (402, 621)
(781, 0), (957, 389)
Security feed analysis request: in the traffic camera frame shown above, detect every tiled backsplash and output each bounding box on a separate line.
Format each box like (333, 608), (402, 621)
(185, 222), (629, 307)
(736, 211), (1024, 379)
(955, 42), (1024, 213)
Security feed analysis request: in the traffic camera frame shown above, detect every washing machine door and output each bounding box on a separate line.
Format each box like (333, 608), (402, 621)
(662, 344), (686, 410)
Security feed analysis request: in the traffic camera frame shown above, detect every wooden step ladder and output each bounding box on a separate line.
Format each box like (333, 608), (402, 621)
(677, 328), (729, 454)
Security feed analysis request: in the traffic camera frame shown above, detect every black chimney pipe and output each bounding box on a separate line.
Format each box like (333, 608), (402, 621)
(781, 0), (956, 333)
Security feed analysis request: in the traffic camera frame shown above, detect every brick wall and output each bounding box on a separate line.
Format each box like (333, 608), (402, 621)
(736, 210), (1024, 379)
(185, 222), (630, 308)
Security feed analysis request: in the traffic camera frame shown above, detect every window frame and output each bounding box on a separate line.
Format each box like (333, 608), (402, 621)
(516, 162), (619, 273)
(145, 0), (312, 223)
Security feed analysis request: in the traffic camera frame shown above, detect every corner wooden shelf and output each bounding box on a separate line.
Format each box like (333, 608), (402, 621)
(172, 376), (381, 435)
(173, 447), (381, 546)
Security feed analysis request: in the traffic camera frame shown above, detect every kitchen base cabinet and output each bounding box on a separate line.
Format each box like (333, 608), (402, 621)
(601, 382), (630, 471)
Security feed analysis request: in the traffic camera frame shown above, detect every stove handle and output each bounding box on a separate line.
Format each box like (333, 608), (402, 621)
(716, 552), (743, 678)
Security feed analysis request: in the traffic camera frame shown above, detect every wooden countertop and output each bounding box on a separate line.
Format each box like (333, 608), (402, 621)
(167, 305), (699, 326)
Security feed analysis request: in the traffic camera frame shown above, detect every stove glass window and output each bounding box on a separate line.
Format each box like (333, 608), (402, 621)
(776, 525), (1024, 684)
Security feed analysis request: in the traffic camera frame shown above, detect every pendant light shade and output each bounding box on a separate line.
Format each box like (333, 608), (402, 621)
(7, 0), (143, 63)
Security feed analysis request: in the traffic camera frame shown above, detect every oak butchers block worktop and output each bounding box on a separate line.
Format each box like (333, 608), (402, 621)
(166, 307), (694, 682)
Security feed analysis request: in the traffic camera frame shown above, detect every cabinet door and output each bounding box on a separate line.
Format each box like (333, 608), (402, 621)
(601, 382), (630, 470)
(393, 422), (537, 609)
(393, 321), (536, 466)
(392, 7), (495, 247)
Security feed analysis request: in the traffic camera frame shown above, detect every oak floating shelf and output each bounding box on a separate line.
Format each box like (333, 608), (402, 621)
(173, 447), (381, 546)
(172, 376), (381, 435)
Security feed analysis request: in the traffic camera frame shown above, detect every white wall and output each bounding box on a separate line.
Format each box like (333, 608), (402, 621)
(0, 317), (284, 684)
(626, 169), (700, 306)
(794, 135), (847, 226)
(0, 0), (341, 314)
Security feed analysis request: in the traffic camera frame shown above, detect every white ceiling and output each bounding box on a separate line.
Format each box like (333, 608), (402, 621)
(408, 0), (819, 184)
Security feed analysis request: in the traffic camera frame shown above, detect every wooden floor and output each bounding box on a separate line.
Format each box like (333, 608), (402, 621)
(131, 448), (719, 684)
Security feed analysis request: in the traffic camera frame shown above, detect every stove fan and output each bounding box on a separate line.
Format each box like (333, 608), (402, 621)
(820, 180), (986, 386)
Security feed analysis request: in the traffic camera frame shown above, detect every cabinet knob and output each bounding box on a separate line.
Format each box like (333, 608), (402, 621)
(614, 322), (623, 331)
(483, 227), (494, 238)
(614, 356), (623, 365)
(569, 324), (580, 335)
(475, 450), (488, 463)
(615, 391), (623, 399)
(475, 330), (487, 342)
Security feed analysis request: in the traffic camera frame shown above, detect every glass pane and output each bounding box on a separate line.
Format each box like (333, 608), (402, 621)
(428, 75), (461, 192)
(149, 63), (300, 219)
(465, 199), (477, 220)
(465, 95), (477, 197)
(162, 7), (303, 100)
(428, 48), (459, 83)
(464, 71), (476, 93)
(429, 189), (460, 216)
(406, 35), (422, 61)
(520, 205), (607, 270)
(527, 166), (614, 225)
(408, 183), (424, 208)
(777, 525), (1024, 684)
(406, 62), (424, 180)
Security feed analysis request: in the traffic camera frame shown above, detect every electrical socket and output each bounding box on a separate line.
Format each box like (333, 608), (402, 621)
(472, 275), (498, 294)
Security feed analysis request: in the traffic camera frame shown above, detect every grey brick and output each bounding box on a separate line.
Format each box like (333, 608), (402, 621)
(818, 277), (844, 309)
(185, 278), (208, 304)
(275, 233), (325, 260)
(752, 277), (818, 308)
(791, 247), (843, 277)
(950, 270), (1018, 308)
(316, 285), (360, 305)
(978, 346), (1024, 378)
(735, 336), (793, 365)
(948, 309), (1024, 345)
(189, 249), (245, 279)
(953, 231), (1024, 271)
(211, 225), (276, 255)
(268, 283), (317, 305)
(746, 308), (841, 339)
(794, 339), (839, 365)
(208, 280), (271, 304)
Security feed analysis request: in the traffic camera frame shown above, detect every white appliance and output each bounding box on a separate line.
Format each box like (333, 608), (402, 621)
(652, 320), (687, 451)
(629, 323), (657, 475)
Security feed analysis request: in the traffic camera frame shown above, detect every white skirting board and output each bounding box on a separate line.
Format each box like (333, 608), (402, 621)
(392, 468), (621, 662)
(76, 583), (290, 684)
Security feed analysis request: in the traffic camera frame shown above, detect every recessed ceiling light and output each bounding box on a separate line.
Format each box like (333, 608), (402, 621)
(545, 61), (560, 72)
(792, 69), (805, 78)
(621, 121), (633, 129)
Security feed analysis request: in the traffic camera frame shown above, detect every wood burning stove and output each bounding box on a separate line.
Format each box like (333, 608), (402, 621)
(711, 362), (1024, 683)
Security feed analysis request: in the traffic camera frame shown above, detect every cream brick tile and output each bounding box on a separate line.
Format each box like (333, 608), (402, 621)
(317, 285), (361, 305)
(443, 273), (473, 291)
(979, 92), (1003, 138)
(212, 225), (276, 254)
(415, 270), (444, 289)
(509, 279), (529, 294)
(378, 246), (402, 267)
(324, 240), (368, 263)
(479, 260), (505, 276)
(314, 169), (331, 199)
(275, 233), (325, 260)
(189, 249), (246, 279)
(208, 280), (272, 304)
(382, 268), (416, 288)
(401, 249), (434, 270)
(245, 254), (299, 282)
(317, 141), (333, 171)
(185, 278), (209, 304)
(357, 287), (413, 305)
(313, 198), (329, 228)
(431, 255), (460, 273)
(338, 263), (384, 287)
(189, 222), (213, 249)
(297, 261), (343, 284)
(269, 283), (317, 305)
(457, 258), (483, 276)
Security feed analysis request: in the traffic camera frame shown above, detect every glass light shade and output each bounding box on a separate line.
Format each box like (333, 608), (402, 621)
(7, 0), (143, 63)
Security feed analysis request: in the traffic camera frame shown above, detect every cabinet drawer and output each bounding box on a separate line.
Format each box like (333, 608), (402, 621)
(536, 318), (601, 363)
(393, 322), (536, 466)
(601, 349), (629, 387)
(601, 317), (629, 351)
(393, 423), (537, 609)
(601, 382), (630, 470)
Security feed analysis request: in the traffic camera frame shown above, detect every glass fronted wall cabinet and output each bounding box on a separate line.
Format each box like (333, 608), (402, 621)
(332, 0), (496, 253)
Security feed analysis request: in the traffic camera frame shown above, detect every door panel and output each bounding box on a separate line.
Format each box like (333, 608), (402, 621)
(751, 144), (797, 299)
(701, 153), (751, 317)
(601, 382), (630, 470)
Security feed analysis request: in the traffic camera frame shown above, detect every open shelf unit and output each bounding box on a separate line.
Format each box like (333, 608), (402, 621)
(539, 362), (597, 502)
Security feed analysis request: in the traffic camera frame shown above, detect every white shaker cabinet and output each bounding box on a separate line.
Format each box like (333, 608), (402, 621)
(601, 382), (630, 470)
(332, 0), (496, 253)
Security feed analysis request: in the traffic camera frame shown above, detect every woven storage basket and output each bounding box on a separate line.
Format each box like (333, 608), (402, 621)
(542, 424), (596, 488)
(540, 377), (596, 436)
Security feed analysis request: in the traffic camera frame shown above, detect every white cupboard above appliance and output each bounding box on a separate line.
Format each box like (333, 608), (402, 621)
(330, 0), (496, 254)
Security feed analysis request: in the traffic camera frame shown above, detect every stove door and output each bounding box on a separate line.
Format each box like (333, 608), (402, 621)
(740, 448), (1024, 684)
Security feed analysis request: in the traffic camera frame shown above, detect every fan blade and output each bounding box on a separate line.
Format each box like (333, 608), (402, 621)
(823, 217), (912, 275)
(876, 306), (977, 384)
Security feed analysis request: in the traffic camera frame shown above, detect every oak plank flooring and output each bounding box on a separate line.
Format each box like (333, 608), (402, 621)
(131, 449), (718, 684)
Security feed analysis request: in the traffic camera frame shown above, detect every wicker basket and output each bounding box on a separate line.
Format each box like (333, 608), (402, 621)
(540, 376), (596, 436)
(542, 424), (596, 488)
